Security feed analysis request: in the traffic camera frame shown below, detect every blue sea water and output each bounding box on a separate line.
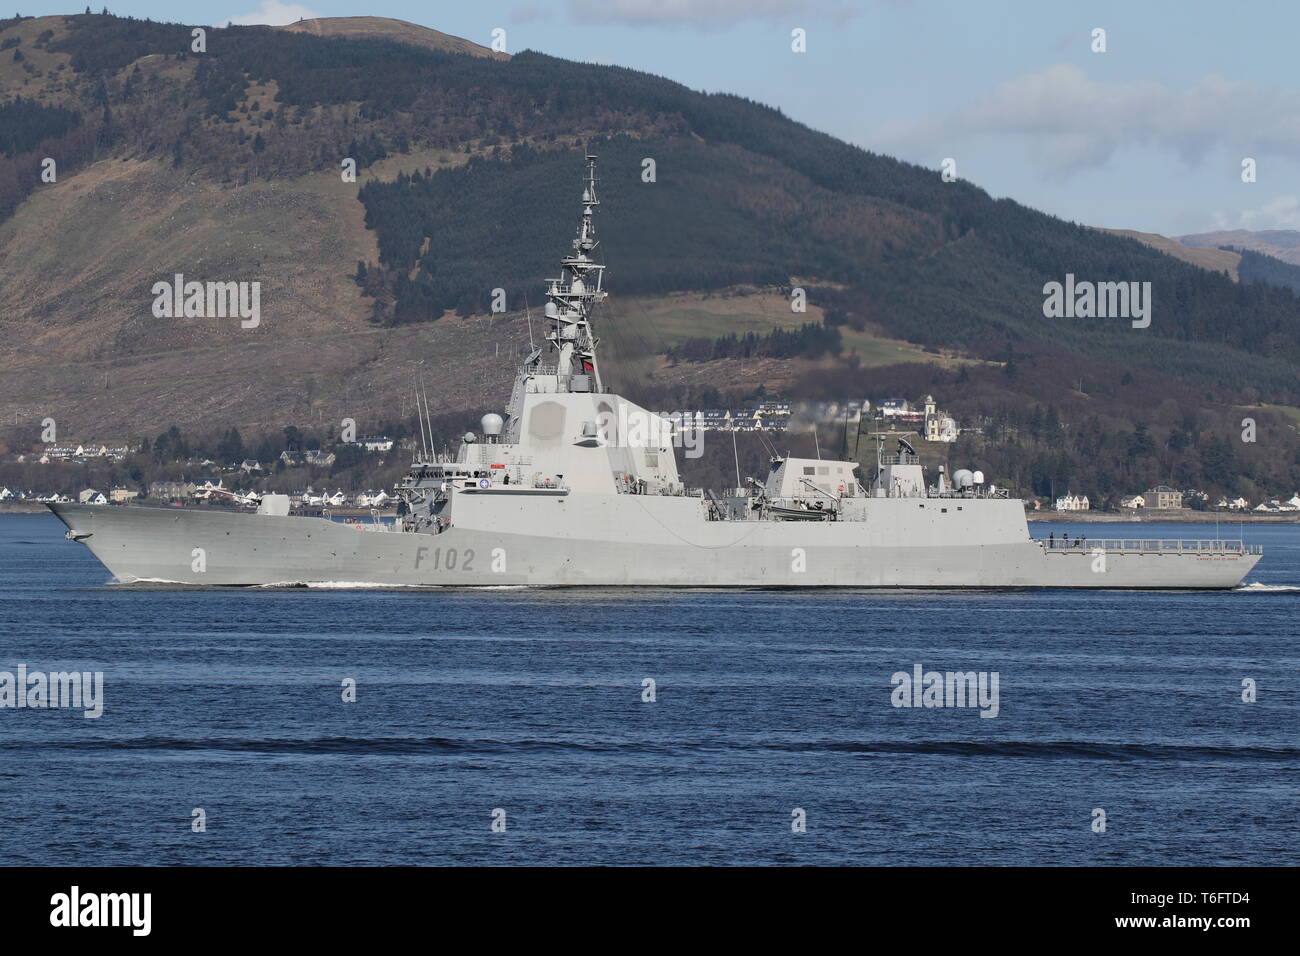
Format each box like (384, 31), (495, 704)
(0, 512), (1296, 866)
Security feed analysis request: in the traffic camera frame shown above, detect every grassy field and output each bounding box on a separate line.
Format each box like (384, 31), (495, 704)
(278, 17), (508, 59)
(1249, 403), (1300, 425)
(617, 290), (976, 369)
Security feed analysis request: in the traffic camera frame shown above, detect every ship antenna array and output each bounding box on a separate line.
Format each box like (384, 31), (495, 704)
(544, 153), (607, 392)
(413, 369), (432, 461)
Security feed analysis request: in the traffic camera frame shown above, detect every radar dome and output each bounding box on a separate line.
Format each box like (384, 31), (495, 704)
(952, 469), (975, 489)
(462, 432), (477, 444)
(481, 413), (504, 436)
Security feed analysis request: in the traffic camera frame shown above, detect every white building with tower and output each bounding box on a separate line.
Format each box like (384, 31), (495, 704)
(922, 395), (959, 443)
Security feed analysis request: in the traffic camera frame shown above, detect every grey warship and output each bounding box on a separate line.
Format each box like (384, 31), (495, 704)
(50, 156), (1262, 588)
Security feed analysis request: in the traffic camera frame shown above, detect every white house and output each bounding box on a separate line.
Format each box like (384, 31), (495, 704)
(190, 478), (226, 500)
(1119, 494), (1145, 510)
(1055, 494), (1090, 511)
(0, 487), (13, 501)
(78, 488), (107, 505)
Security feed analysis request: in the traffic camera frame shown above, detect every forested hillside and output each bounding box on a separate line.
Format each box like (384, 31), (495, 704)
(2, 12), (1299, 502)
(1235, 248), (1300, 294)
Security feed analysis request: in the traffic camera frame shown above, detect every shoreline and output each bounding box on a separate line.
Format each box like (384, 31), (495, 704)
(1027, 510), (1295, 523)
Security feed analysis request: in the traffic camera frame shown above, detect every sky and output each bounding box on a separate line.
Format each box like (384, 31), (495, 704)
(18, 0), (1300, 236)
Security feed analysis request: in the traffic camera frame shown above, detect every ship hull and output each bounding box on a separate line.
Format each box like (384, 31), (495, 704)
(48, 502), (1260, 589)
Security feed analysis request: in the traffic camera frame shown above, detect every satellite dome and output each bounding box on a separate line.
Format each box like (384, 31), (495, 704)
(972, 470), (985, 484)
(544, 301), (558, 318)
(463, 432), (477, 444)
(952, 469), (975, 489)
(480, 413), (504, 436)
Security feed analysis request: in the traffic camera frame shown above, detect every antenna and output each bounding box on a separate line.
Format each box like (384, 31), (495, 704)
(875, 424), (884, 487)
(417, 374), (426, 461)
(411, 373), (422, 460)
(420, 377), (435, 460)
(524, 292), (536, 350)
(813, 426), (821, 460)
(414, 369), (431, 461)
(732, 430), (741, 492)
(851, 408), (866, 460)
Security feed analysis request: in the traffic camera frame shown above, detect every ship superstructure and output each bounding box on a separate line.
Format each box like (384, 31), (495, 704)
(49, 156), (1262, 588)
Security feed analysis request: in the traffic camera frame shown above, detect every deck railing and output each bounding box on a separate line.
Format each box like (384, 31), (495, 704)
(1041, 538), (1261, 554)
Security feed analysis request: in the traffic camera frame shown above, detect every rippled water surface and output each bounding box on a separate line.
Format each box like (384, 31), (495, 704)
(1, 513), (1296, 865)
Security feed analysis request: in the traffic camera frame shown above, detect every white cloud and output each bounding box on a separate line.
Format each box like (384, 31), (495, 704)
(567, 0), (862, 27)
(1209, 195), (1300, 231)
(875, 63), (1300, 177)
(224, 1), (321, 27)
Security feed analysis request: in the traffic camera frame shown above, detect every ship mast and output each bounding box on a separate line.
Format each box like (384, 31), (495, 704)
(544, 154), (607, 392)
